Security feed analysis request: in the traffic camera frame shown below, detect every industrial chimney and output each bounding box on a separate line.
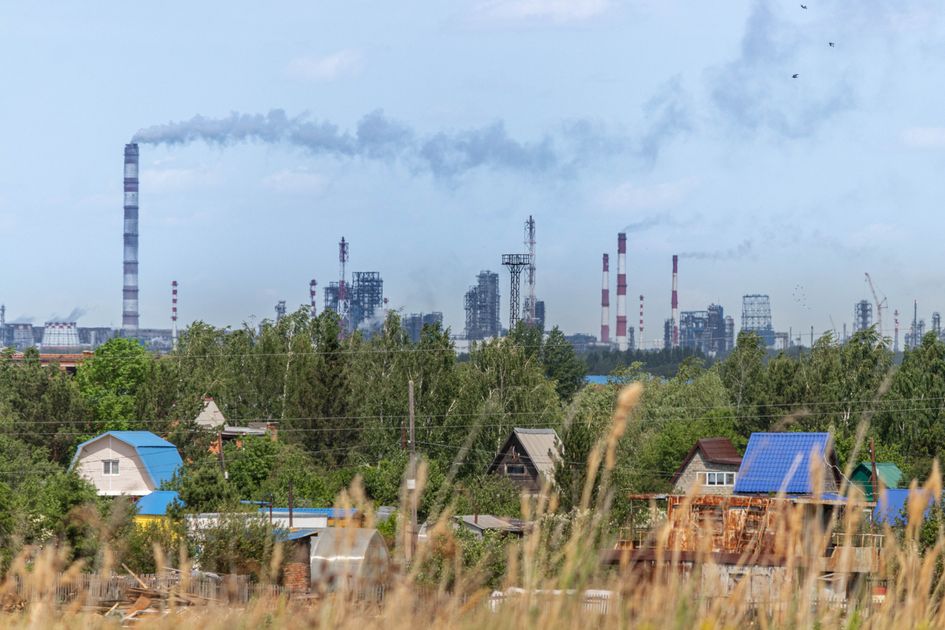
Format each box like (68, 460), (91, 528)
(309, 279), (318, 318)
(639, 295), (645, 351)
(671, 254), (679, 348)
(600, 254), (610, 344)
(122, 144), (140, 332)
(171, 280), (178, 350)
(616, 233), (628, 351)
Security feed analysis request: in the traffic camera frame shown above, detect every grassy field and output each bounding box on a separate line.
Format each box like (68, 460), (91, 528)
(2, 383), (944, 628)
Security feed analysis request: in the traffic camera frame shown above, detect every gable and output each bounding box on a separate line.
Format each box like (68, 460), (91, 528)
(487, 428), (560, 478)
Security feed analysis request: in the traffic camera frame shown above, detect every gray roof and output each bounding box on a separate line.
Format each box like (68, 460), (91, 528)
(488, 427), (561, 478)
(456, 515), (529, 533)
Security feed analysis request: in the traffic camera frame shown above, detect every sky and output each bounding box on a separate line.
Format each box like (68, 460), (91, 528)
(2, 1), (945, 347)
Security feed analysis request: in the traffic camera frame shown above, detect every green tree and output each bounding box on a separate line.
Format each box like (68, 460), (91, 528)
(542, 327), (587, 403)
(76, 338), (150, 429)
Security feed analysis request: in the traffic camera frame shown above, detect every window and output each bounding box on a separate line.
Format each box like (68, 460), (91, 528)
(702, 471), (736, 486)
(103, 459), (120, 476)
(506, 464), (526, 475)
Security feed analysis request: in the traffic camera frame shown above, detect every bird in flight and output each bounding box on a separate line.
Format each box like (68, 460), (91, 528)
(800, 4), (807, 8)
(828, 42), (835, 47)
(792, 73), (799, 78)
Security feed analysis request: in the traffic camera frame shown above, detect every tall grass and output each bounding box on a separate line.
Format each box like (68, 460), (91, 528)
(3, 381), (945, 628)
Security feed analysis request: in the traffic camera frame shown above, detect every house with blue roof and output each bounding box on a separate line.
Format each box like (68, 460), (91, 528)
(69, 431), (183, 497)
(734, 432), (841, 496)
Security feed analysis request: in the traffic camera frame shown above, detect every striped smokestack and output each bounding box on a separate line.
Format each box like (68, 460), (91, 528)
(639, 295), (645, 351)
(600, 253), (610, 344)
(122, 143), (140, 332)
(616, 233), (628, 351)
(671, 254), (679, 348)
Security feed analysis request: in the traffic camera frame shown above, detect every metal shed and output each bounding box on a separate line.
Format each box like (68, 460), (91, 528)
(309, 528), (390, 591)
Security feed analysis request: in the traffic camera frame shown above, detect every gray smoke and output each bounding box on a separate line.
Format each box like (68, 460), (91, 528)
(133, 109), (559, 179)
(680, 240), (753, 261)
(11, 316), (34, 324)
(47, 307), (87, 323)
(621, 214), (675, 233)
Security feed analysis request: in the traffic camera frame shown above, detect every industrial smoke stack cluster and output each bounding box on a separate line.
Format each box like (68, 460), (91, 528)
(122, 144), (140, 332)
(616, 233), (628, 351)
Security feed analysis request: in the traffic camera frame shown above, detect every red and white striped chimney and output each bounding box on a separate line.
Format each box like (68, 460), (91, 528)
(639, 295), (645, 351)
(671, 255), (679, 348)
(616, 233), (628, 351)
(600, 254), (610, 344)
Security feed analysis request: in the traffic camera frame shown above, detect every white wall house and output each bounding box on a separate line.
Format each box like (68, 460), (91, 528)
(69, 431), (183, 497)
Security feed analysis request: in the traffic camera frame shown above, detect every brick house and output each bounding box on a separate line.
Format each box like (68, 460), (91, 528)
(671, 438), (743, 496)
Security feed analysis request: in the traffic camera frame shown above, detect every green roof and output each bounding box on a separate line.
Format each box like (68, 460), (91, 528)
(851, 462), (903, 501)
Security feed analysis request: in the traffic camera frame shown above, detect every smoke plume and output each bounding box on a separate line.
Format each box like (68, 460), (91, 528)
(680, 240), (753, 261)
(133, 109), (559, 179)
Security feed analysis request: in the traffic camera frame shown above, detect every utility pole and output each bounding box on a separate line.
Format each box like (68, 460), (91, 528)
(406, 380), (417, 562)
(288, 479), (294, 529)
(870, 437), (879, 503)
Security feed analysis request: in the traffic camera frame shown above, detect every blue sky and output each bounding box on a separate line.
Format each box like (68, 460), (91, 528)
(2, 1), (944, 346)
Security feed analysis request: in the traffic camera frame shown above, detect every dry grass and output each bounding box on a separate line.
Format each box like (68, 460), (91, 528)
(3, 381), (945, 628)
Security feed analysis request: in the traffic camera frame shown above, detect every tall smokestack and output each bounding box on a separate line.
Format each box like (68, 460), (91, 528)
(122, 143), (140, 332)
(671, 254), (679, 348)
(616, 233), (628, 351)
(310, 279), (318, 318)
(639, 295), (645, 351)
(171, 281), (178, 350)
(600, 254), (610, 344)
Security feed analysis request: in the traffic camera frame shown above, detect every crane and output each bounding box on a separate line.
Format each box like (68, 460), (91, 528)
(865, 273), (888, 338)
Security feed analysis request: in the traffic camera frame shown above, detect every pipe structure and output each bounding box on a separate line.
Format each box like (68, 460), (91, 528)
(671, 255), (679, 348)
(639, 295), (645, 351)
(616, 233), (628, 351)
(600, 253), (610, 344)
(122, 144), (140, 332)
(171, 280), (178, 350)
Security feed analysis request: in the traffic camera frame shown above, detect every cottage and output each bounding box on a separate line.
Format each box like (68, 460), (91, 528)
(487, 428), (561, 493)
(194, 396), (227, 429)
(670, 438), (742, 495)
(69, 431), (183, 497)
(851, 462), (902, 502)
(734, 432), (841, 496)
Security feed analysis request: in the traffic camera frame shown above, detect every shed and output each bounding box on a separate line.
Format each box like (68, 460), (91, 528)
(671, 438), (742, 496)
(456, 515), (530, 538)
(734, 432), (840, 496)
(70, 431), (183, 497)
(487, 428), (561, 493)
(851, 462), (903, 502)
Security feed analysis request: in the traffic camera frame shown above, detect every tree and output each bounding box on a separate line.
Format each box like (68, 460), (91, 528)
(76, 338), (150, 429)
(542, 327), (587, 403)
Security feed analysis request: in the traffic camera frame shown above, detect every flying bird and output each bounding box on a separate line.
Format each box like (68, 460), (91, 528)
(800, 4), (807, 8)
(792, 73), (799, 78)
(828, 42), (835, 47)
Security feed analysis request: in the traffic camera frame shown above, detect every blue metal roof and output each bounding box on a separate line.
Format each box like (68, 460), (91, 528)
(873, 489), (935, 525)
(274, 528), (320, 542)
(69, 431), (183, 488)
(734, 432), (832, 495)
(136, 491), (181, 516)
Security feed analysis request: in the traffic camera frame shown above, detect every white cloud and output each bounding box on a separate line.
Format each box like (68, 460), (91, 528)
(600, 176), (699, 210)
(472, 0), (610, 23)
(285, 50), (363, 81)
(901, 127), (945, 149)
(262, 169), (328, 195)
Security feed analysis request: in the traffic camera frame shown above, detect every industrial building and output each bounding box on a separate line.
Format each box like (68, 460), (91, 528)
(403, 312), (444, 343)
(465, 271), (501, 340)
(741, 294), (776, 347)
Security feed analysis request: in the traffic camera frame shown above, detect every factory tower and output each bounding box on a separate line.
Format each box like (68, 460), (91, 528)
(122, 144), (140, 332)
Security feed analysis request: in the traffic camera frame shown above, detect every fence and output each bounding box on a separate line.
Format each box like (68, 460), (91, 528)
(9, 571), (287, 607)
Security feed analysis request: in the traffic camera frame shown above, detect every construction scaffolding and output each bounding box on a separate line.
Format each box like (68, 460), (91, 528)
(464, 271), (501, 340)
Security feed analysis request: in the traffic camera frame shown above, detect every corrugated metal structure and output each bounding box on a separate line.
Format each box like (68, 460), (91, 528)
(734, 432), (840, 495)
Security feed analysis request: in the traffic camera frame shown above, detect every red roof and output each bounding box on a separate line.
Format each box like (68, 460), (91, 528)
(670, 438), (742, 485)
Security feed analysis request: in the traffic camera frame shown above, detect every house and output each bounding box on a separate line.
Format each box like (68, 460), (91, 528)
(487, 428), (561, 492)
(734, 432), (841, 496)
(194, 396), (227, 429)
(135, 490), (181, 526)
(873, 488), (935, 526)
(70, 431), (183, 497)
(670, 438), (742, 495)
(455, 515), (530, 539)
(851, 462), (903, 502)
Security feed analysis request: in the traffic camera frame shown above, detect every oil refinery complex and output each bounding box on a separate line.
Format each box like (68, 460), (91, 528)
(0, 143), (937, 357)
